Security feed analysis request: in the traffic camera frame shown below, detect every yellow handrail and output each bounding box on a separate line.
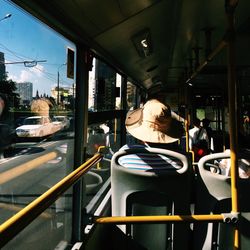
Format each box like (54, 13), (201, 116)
(95, 214), (225, 224)
(0, 153), (103, 248)
(96, 146), (109, 169)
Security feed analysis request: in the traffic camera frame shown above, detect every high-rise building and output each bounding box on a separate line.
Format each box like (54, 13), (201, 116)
(95, 59), (116, 111)
(16, 82), (33, 105)
(88, 59), (96, 111)
(0, 52), (6, 81)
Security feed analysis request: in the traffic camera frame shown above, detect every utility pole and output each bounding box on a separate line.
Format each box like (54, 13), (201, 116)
(57, 63), (66, 107)
(57, 71), (60, 106)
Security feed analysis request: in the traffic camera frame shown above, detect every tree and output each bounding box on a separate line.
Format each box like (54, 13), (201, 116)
(0, 74), (20, 112)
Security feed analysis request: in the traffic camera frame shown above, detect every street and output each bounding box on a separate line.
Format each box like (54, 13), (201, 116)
(0, 135), (74, 249)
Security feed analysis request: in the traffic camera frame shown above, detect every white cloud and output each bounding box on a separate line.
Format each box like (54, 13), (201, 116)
(20, 70), (33, 82)
(29, 64), (44, 77)
(7, 74), (18, 82)
(7, 64), (44, 83)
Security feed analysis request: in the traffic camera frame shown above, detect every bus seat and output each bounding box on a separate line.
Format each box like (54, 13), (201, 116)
(194, 151), (250, 250)
(111, 147), (193, 250)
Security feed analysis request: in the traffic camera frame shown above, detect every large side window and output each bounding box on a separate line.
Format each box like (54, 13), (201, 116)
(0, 1), (76, 249)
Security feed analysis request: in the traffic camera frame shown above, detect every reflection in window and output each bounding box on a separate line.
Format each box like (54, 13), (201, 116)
(23, 117), (42, 125)
(0, 0), (75, 249)
(85, 118), (121, 207)
(88, 58), (121, 111)
(87, 119), (121, 157)
(127, 81), (137, 110)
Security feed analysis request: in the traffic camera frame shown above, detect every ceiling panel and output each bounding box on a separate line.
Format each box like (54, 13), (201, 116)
(10, 0), (250, 91)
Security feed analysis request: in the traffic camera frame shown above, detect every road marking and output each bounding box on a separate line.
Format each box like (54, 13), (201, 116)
(0, 203), (52, 219)
(0, 152), (58, 185)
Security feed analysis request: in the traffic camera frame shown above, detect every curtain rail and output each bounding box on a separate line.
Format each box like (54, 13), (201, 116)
(0, 153), (103, 248)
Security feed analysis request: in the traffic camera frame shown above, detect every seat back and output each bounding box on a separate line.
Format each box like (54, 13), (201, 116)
(194, 151), (250, 250)
(111, 147), (193, 250)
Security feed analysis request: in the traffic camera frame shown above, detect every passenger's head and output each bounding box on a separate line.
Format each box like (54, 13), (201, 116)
(125, 99), (184, 143)
(31, 98), (52, 116)
(201, 118), (210, 127)
(193, 118), (201, 128)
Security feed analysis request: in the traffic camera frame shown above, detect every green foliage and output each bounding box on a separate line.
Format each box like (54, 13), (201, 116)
(0, 74), (20, 108)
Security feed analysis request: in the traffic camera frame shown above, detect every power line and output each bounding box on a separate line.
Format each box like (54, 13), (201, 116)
(2, 60), (47, 67)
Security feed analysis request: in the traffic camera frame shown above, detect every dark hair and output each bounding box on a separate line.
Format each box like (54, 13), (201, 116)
(193, 118), (201, 127)
(202, 118), (210, 127)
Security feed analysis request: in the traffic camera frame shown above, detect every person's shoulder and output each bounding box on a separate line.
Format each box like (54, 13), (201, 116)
(119, 144), (146, 151)
(189, 126), (199, 132)
(189, 127), (199, 136)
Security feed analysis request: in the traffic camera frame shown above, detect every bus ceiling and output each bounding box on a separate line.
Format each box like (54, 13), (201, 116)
(10, 0), (250, 90)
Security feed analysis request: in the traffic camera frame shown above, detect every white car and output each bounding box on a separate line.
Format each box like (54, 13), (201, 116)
(52, 116), (70, 130)
(16, 116), (58, 138)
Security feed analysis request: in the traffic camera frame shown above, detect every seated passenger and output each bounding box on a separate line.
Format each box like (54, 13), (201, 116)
(201, 118), (214, 152)
(214, 149), (250, 178)
(189, 117), (210, 161)
(211, 134), (250, 178)
(118, 99), (186, 170)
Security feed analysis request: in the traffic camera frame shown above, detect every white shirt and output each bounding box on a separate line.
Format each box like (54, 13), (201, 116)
(189, 126), (209, 150)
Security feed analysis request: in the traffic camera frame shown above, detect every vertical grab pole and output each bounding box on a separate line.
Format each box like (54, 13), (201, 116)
(185, 111), (190, 152)
(225, 1), (240, 249)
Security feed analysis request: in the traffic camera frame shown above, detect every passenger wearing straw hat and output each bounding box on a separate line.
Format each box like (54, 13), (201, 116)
(118, 99), (186, 170)
(125, 99), (184, 145)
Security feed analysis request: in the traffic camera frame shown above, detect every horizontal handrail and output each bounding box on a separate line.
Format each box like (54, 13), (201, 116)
(95, 214), (225, 224)
(0, 153), (103, 248)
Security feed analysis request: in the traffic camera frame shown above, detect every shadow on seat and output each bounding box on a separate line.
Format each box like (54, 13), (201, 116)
(111, 147), (193, 250)
(194, 151), (250, 250)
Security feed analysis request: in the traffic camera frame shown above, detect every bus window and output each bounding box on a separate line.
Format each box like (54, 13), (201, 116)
(0, 1), (76, 248)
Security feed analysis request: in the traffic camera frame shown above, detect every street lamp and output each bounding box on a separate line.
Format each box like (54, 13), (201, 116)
(0, 13), (12, 22)
(57, 63), (66, 106)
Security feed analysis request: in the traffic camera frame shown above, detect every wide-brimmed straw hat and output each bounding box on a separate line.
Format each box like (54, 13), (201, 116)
(125, 99), (184, 143)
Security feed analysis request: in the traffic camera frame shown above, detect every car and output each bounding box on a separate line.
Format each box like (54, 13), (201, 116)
(14, 116), (27, 128)
(52, 116), (70, 130)
(16, 116), (59, 138)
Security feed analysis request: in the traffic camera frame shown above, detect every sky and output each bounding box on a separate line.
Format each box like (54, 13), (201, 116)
(0, 0), (75, 96)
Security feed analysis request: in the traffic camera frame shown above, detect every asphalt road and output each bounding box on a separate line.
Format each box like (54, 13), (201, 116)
(0, 134), (74, 250)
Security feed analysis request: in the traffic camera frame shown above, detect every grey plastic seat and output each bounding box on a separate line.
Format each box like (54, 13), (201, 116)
(111, 147), (193, 250)
(194, 151), (250, 250)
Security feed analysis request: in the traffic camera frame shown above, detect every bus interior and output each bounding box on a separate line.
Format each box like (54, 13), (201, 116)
(0, 0), (250, 249)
